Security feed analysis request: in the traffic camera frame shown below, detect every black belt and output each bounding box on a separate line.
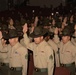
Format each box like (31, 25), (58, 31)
(0, 63), (9, 66)
(10, 67), (22, 71)
(34, 67), (48, 72)
(60, 62), (75, 67)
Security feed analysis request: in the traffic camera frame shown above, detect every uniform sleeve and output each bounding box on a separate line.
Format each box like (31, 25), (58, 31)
(0, 40), (3, 61)
(71, 38), (76, 46)
(53, 35), (61, 48)
(0, 39), (3, 49)
(53, 35), (60, 44)
(72, 46), (76, 71)
(55, 50), (60, 67)
(46, 46), (54, 75)
(19, 47), (28, 75)
(72, 46), (76, 66)
(23, 33), (34, 51)
(75, 55), (76, 66)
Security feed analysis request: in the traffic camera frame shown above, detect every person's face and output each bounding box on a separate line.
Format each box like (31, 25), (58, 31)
(59, 16), (63, 21)
(62, 36), (70, 44)
(52, 19), (55, 25)
(58, 28), (62, 32)
(9, 38), (18, 46)
(70, 15), (73, 21)
(34, 36), (43, 44)
(9, 19), (14, 25)
(22, 23), (28, 33)
(44, 26), (48, 29)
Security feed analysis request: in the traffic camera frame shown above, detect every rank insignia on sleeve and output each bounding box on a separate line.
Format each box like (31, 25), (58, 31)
(25, 54), (28, 59)
(49, 55), (53, 60)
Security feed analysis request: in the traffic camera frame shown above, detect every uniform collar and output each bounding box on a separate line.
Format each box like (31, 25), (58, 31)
(12, 42), (21, 50)
(35, 40), (47, 47)
(63, 41), (71, 46)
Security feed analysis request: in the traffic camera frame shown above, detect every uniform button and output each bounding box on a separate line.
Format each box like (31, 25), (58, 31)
(36, 69), (37, 71)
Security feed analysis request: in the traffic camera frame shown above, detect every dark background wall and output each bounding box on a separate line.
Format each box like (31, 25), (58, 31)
(0, 0), (67, 11)
(29, 0), (66, 8)
(0, 0), (25, 11)
(0, 0), (8, 11)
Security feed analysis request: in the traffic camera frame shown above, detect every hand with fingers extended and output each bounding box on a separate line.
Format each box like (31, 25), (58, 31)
(0, 31), (2, 39)
(54, 27), (59, 35)
(23, 23), (28, 34)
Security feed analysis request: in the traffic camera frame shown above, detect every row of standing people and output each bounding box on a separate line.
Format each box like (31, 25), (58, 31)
(0, 20), (76, 75)
(21, 23), (76, 75)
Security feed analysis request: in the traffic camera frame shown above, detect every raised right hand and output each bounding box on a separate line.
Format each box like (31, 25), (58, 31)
(22, 23), (28, 34)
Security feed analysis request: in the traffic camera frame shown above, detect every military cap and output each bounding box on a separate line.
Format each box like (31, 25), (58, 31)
(15, 25), (23, 32)
(47, 31), (54, 36)
(8, 29), (18, 39)
(2, 31), (9, 40)
(30, 26), (47, 38)
(15, 25), (23, 36)
(37, 20), (44, 26)
(0, 26), (2, 31)
(0, 23), (2, 31)
(43, 18), (51, 26)
(15, 20), (20, 26)
(47, 31), (54, 39)
(20, 19), (27, 26)
(61, 26), (71, 36)
(2, 24), (8, 31)
(56, 22), (62, 28)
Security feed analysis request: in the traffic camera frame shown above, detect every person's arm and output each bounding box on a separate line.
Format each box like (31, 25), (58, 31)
(20, 47), (28, 75)
(72, 46), (76, 67)
(23, 23), (34, 51)
(53, 27), (61, 49)
(46, 46), (54, 75)
(0, 31), (2, 39)
(0, 31), (3, 49)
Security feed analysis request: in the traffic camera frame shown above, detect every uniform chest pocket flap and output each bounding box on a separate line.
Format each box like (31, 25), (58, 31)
(65, 50), (71, 55)
(40, 51), (45, 56)
(65, 50), (70, 53)
(14, 51), (19, 56)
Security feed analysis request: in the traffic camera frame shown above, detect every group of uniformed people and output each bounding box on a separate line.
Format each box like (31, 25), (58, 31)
(0, 12), (76, 75)
(0, 28), (28, 75)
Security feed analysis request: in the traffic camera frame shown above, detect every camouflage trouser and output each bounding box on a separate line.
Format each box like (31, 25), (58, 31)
(9, 68), (22, 75)
(0, 66), (9, 75)
(0, 68), (2, 75)
(75, 68), (76, 75)
(33, 70), (48, 75)
(9, 70), (22, 75)
(61, 62), (75, 75)
(66, 64), (75, 75)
